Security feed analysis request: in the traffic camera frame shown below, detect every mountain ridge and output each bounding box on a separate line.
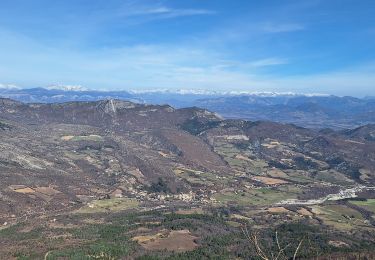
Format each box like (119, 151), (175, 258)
(1, 88), (374, 129)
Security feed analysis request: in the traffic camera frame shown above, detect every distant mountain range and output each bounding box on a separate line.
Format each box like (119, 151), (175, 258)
(194, 95), (375, 129)
(0, 87), (136, 103)
(0, 87), (374, 129)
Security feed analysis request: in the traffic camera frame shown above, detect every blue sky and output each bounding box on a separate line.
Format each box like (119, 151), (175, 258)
(0, 0), (374, 96)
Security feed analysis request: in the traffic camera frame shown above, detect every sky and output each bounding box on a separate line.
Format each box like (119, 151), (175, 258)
(0, 0), (374, 96)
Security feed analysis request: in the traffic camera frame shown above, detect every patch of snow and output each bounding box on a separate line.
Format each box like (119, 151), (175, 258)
(46, 84), (88, 91)
(0, 83), (19, 89)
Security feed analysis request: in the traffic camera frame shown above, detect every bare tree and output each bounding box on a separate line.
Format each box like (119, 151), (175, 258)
(242, 225), (304, 260)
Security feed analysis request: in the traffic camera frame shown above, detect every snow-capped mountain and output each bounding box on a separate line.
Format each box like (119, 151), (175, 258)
(45, 84), (88, 91)
(129, 88), (330, 97)
(0, 83), (20, 89)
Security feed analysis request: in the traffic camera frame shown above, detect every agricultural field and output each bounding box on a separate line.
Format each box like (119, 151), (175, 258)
(214, 186), (301, 207)
(349, 199), (375, 213)
(76, 198), (139, 214)
(311, 204), (371, 230)
(61, 134), (104, 142)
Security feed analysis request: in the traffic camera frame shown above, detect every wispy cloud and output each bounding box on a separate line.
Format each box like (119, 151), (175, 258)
(116, 2), (216, 20)
(248, 58), (288, 67)
(262, 23), (305, 33)
(130, 7), (216, 17)
(207, 57), (288, 70)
